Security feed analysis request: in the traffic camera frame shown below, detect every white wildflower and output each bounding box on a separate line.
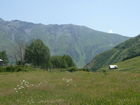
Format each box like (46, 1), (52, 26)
(23, 80), (26, 82)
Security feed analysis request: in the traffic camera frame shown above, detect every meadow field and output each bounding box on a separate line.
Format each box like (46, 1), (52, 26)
(0, 70), (140, 105)
(100, 56), (140, 73)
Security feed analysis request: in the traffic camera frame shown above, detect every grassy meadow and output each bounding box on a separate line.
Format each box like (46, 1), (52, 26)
(114, 56), (140, 72)
(0, 70), (140, 105)
(100, 56), (140, 73)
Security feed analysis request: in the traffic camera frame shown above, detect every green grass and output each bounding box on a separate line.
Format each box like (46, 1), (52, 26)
(115, 56), (140, 72)
(101, 56), (140, 73)
(0, 70), (140, 105)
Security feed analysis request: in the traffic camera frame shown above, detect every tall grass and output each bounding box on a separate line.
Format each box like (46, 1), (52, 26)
(0, 70), (140, 105)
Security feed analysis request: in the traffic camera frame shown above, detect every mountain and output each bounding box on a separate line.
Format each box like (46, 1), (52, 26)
(0, 18), (129, 67)
(85, 35), (140, 70)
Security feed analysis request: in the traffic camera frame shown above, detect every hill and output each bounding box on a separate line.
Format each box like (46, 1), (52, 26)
(85, 35), (140, 70)
(99, 56), (140, 72)
(111, 56), (140, 72)
(0, 18), (128, 67)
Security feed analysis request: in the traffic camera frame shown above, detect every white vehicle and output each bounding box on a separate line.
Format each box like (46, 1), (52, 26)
(109, 65), (118, 69)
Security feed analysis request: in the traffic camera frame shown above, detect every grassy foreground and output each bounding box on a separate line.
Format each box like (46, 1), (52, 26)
(0, 70), (140, 105)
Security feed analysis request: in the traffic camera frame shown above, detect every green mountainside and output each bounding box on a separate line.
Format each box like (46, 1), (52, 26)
(102, 56), (140, 72)
(0, 18), (128, 67)
(85, 35), (140, 70)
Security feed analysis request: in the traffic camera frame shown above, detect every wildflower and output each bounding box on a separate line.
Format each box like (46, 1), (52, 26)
(18, 87), (21, 90)
(62, 78), (73, 83)
(23, 80), (26, 82)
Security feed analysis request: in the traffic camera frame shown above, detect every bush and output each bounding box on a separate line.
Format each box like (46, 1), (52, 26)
(77, 68), (90, 72)
(0, 65), (30, 72)
(5, 66), (14, 72)
(50, 55), (76, 69)
(6, 66), (27, 72)
(66, 66), (78, 72)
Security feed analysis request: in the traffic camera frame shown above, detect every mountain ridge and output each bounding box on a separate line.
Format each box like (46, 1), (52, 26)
(0, 18), (129, 67)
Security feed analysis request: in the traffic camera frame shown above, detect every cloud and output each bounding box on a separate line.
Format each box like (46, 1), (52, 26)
(108, 29), (113, 33)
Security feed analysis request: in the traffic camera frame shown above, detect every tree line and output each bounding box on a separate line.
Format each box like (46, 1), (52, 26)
(0, 39), (76, 69)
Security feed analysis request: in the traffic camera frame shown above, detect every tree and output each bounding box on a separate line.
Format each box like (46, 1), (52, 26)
(50, 55), (75, 69)
(62, 55), (75, 67)
(0, 51), (8, 64)
(50, 56), (67, 68)
(14, 40), (26, 65)
(24, 39), (50, 67)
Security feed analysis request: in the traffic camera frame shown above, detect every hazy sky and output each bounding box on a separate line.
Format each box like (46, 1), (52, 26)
(0, 0), (140, 37)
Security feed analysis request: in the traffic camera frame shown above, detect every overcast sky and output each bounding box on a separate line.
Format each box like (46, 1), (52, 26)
(0, 0), (140, 37)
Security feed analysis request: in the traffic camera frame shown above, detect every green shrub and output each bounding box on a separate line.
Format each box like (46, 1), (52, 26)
(5, 66), (14, 72)
(77, 68), (90, 72)
(66, 66), (77, 72)
(0, 65), (31, 72)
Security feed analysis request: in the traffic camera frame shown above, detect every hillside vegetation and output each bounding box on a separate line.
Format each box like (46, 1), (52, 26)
(0, 18), (128, 67)
(0, 70), (140, 105)
(100, 56), (140, 72)
(85, 35), (140, 71)
(115, 56), (140, 72)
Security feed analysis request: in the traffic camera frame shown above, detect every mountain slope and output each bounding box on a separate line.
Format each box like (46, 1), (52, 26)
(112, 56), (140, 72)
(0, 18), (129, 67)
(100, 56), (140, 72)
(85, 35), (140, 70)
